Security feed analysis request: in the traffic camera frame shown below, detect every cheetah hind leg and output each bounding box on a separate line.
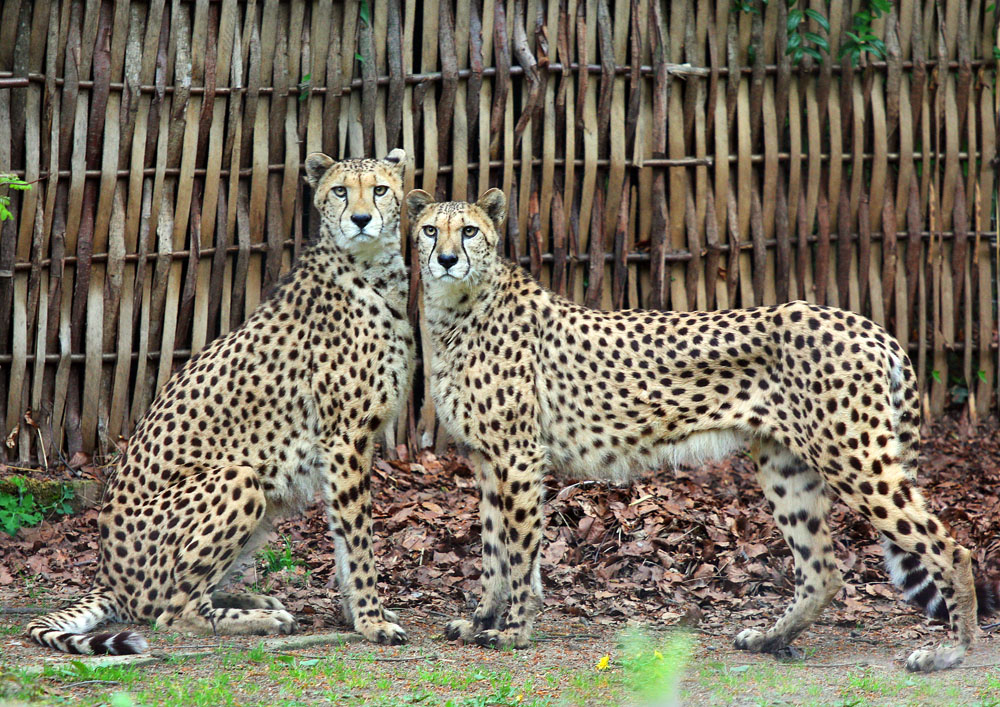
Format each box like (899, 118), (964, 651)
(858, 486), (977, 671)
(735, 442), (844, 659)
(155, 466), (298, 637)
(881, 537), (976, 671)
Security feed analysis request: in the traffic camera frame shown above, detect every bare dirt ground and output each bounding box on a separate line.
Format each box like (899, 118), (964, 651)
(1, 416), (999, 705)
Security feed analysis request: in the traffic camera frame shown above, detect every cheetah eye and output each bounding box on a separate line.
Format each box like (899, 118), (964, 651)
(462, 225), (478, 239)
(374, 185), (388, 196)
(332, 186), (347, 198)
(422, 225), (438, 238)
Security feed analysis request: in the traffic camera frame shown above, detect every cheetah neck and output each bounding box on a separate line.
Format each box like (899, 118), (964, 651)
(422, 260), (524, 342)
(313, 223), (409, 314)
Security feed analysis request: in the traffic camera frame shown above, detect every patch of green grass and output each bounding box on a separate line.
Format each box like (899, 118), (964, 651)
(137, 672), (241, 707)
(843, 667), (904, 699)
(47, 660), (145, 687)
(980, 672), (1000, 707)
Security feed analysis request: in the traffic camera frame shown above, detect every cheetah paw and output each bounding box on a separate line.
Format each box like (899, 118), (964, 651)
(473, 629), (530, 650)
(252, 610), (298, 635)
(445, 619), (475, 642)
(905, 647), (966, 672)
(733, 629), (765, 652)
(358, 620), (407, 646)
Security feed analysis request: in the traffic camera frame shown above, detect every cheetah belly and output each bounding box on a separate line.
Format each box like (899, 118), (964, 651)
(258, 440), (330, 521)
(542, 425), (749, 483)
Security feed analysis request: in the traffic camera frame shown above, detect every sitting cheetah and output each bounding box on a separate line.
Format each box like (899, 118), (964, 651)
(28, 151), (415, 654)
(406, 188), (998, 671)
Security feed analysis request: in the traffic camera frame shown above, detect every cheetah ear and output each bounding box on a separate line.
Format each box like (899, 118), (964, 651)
(406, 189), (434, 223)
(476, 188), (506, 231)
(383, 148), (406, 175)
(304, 152), (334, 188)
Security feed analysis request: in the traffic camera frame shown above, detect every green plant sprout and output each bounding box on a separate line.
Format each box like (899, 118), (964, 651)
(0, 173), (32, 222)
(0, 476), (74, 536)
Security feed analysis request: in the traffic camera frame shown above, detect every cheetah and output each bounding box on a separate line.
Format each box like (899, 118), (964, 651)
(28, 150), (415, 654)
(406, 188), (998, 671)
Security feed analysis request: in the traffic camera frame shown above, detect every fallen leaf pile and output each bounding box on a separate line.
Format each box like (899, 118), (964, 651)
(2, 417), (998, 636)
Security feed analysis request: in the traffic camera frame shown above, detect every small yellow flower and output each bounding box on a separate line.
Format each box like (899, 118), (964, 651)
(596, 654), (610, 671)
(653, 650), (664, 660)
(515, 694), (524, 703)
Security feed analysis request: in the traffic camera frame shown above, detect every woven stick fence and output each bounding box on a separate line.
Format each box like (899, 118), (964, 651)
(0, 0), (997, 465)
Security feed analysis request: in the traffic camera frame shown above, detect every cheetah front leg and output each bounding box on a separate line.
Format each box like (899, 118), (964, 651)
(735, 442), (844, 658)
(446, 453), (511, 641)
(471, 447), (547, 649)
(324, 443), (406, 645)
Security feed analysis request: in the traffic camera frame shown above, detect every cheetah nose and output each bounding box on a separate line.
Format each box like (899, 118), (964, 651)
(351, 213), (372, 228)
(437, 253), (459, 270)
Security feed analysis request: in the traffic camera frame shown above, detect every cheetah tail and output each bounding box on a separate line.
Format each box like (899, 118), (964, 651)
(883, 537), (1000, 622)
(27, 587), (148, 655)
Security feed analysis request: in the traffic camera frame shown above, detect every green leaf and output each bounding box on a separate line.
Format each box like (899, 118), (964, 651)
(787, 9), (803, 31)
(804, 32), (828, 50)
(804, 9), (830, 32)
(355, 52), (365, 63)
(359, 0), (370, 25)
(988, 3), (996, 12)
(301, 72), (311, 83)
(931, 369), (942, 384)
(979, 370), (989, 383)
(803, 46), (823, 61)
(994, 47), (1000, 60)
(787, 32), (802, 50)
(871, 0), (892, 14)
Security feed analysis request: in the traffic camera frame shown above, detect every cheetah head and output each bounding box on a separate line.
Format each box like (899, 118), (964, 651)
(405, 189), (506, 290)
(304, 149), (406, 254)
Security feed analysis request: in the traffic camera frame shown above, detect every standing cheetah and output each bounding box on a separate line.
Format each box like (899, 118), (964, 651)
(406, 188), (997, 672)
(28, 151), (414, 654)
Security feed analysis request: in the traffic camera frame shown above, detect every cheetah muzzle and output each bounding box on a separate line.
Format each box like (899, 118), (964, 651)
(28, 150), (415, 654)
(407, 187), (999, 671)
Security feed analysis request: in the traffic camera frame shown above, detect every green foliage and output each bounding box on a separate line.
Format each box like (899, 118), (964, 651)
(0, 476), (74, 536)
(0, 173), (32, 222)
(258, 535), (303, 575)
(786, 1), (830, 64)
(730, 1), (895, 68)
(839, 0), (891, 66)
